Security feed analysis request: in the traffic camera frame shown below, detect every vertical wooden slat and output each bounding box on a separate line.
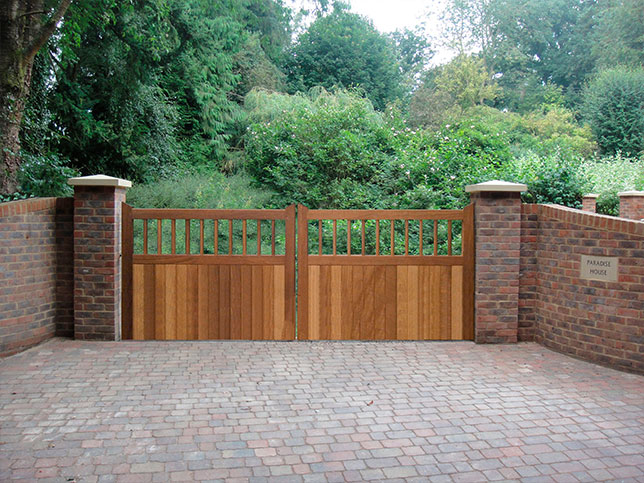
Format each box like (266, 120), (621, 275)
(242, 220), (247, 255)
(318, 220), (322, 255)
(440, 265), (452, 340)
(143, 265), (155, 340)
(273, 266), (285, 339)
(340, 266), (353, 339)
(347, 220), (351, 256)
(451, 266), (464, 340)
(154, 265), (166, 340)
(332, 219), (337, 255)
(385, 266), (397, 339)
(257, 220), (261, 255)
(351, 266), (362, 339)
(143, 219), (148, 254)
(308, 265), (320, 340)
(262, 266), (274, 340)
(404, 220), (409, 255)
(197, 265), (208, 340)
(396, 266), (408, 339)
(176, 265), (187, 339)
(429, 266), (441, 339)
(228, 220), (233, 255)
(208, 266), (218, 338)
(185, 219), (190, 255)
(390, 220), (395, 255)
(447, 220), (452, 255)
(407, 265), (419, 339)
(214, 220), (218, 255)
(219, 266), (231, 339)
(421, 266), (431, 339)
(200, 220), (204, 255)
(296, 205), (309, 340)
(157, 219), (162, 254)
(375, 220), (380, 256)
(171, 219), (176, 255)
(121, 203), (133, 339)
(132, 265), (144, 340)
(433, 220), (438, 256)
(419, 220), (423, 256)
(319, 265), (331, 339)
(165, 265), (177, 340)
(330, 266), (342, 340)
(284, 205), (296, 339)
(462, 203), (475, 340)
(374, 266), (386, 339)
(361, 220), (366, 255)
(362, 266), (375, 340)
(230, 266), (242, 339)
(251, 265), (263, 340)
(186, 265), (198, 339)
(241, 265), (252, 339)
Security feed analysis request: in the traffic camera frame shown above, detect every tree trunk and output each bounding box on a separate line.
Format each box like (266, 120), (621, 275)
(0, 0), (73, 194)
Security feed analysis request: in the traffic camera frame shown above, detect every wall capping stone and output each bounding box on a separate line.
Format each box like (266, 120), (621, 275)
(68, 174), (132, 188)
(465, 180), (527, 193)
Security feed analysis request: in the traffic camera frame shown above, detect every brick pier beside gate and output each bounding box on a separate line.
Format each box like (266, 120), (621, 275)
(1, 176), (643, 374)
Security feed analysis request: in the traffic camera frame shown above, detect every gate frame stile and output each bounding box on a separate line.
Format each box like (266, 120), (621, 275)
(122, 203), (134, 340)
(297, 204), (309, 340)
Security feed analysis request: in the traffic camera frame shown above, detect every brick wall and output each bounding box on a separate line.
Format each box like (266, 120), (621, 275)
(619, 192), (644, 221)
(471, 191), (522, 343)
(520, 204), (644, 374)
(0, 198), (74, 357)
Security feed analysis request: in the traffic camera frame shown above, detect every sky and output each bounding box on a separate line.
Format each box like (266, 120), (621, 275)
(288, 0), (455, 65)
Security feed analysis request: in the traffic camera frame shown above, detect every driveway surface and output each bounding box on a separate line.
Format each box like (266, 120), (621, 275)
(1, 339), (643, 482)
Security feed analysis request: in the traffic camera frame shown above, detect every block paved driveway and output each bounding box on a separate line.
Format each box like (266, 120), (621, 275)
(1, 339), (643, 482)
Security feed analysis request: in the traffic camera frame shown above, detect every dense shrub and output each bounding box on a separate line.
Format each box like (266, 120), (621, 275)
(17, 153), (79, 198)
(581, 155), (644, 215)
(583, 67), (644, 155)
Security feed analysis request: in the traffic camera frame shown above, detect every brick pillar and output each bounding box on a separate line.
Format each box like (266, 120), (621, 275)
(582, 194), (598, 213)
(68, 175), (132, 340)
(466, 180), (527, 343)
(618, 191), (644, 221)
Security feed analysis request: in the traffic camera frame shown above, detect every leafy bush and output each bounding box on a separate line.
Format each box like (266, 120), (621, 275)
(17, 153), (79, 197)
(126, 170), (274, 209)
(583, 67), (644, 155)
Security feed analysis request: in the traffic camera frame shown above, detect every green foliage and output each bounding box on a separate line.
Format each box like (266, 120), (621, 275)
(582, 67), (644, 156)
(285, 6), (404, 110)
(434, 55), (500, 109)
(126, 170), (274, 209)
(17, 153), (79, 198)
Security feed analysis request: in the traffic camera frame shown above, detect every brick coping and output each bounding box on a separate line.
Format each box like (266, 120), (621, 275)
(0, 197), (72, 217)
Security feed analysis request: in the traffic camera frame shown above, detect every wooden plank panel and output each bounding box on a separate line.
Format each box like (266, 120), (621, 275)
(230, 265), (242, 339)
(207, 266), (219, 339)
(384, 266), (397, 339)
(262, 266), (274, 341)
(440, 266), (452, 340)
(186, 265), (198, 339)
(273, 266), (286, 340)
(319, 265), (331, 339)
(308, 265), (320, 340)
(374, 266), (386, 340)
(330, 266), (342, 340)
(176, 265), (188, 339)
(132, 264), (145, 340)
(219, 266), (230, 339)
(340, 266), (353, 340)
(143, 265), (155, 340)
(396, 266), (408, 340)
(197, 265), (209, 340)
(451, 266), (464, 340)
(407, 265), (419, 340)
(362, 266), (375, 340)
(251, 265), (263, 340)
(241, 266), (252, 339)
(154, 265), (166, 340)
(165, 265), (177, 340)
(429, 266), (441, 339)
(351, 266), (363, 339)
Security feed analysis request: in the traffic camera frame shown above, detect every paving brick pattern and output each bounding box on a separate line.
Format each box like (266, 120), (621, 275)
(1, 339), (643, 482)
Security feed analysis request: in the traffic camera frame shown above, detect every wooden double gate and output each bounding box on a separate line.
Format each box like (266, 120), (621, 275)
(122, 204), (474, 341)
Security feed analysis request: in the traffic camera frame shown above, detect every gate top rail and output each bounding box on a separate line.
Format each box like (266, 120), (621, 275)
(130, 208), (288, 220)
(305, 208), (465, 221)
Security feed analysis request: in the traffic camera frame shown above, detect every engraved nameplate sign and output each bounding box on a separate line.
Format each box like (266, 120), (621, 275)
(580, 255), (618, 282)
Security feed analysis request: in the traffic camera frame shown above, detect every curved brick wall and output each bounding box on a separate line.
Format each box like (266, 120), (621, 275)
(520, 204), (644, 374)
(0, 198), (74, 357)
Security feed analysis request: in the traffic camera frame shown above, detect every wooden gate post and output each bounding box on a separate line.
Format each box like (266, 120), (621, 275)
(68, 175), (132, 340)
(466, 180), (527, 343)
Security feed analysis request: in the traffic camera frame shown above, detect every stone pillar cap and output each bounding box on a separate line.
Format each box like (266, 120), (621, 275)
(465, 180), (527, 193)
(68, 174), (132, 188)
(583, 193), (599, 198)
(617, 191), (644, 197)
